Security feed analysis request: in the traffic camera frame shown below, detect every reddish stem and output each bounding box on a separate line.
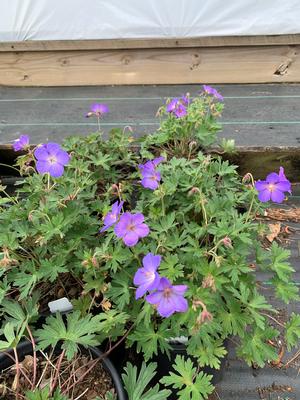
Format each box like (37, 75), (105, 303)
(13, 347), (20, 400)
(3, 351), (32, 387)
(62, 325), (134, 393)
(50, 349), (65, 396)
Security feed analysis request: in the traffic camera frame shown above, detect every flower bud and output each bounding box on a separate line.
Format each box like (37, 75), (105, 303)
(222, 236), (232, 248)
(91, 256), (98, 267)
(189, 141), (197, 150)
(242, 173), (252, 183)
(215, 256), (223, 267)
(199, 309), (213, 324)
(202, 274), (216, 292)
(0, 256), (11, 268)
(111, 184), (119, 194)
(101, 298), (112, 311)
(188, 187), (200, 196)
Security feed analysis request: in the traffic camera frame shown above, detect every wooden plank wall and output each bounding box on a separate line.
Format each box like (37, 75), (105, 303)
(0, 35), (299, 86)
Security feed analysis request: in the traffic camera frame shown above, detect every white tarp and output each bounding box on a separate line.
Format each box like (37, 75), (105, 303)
(1, 0), (300, 42)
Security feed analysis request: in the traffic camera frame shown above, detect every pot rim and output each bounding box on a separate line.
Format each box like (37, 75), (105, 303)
(0, 340), (126, 400)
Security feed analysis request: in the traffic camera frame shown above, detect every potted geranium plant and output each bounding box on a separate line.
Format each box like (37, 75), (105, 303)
(0, 88), (299, 399)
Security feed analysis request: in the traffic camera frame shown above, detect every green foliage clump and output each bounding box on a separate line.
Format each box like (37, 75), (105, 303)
(0, 89), (299, 399)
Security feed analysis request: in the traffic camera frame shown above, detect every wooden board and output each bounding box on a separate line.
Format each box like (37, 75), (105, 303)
(0, 45), (299, 86)
(1, 34), (300, 52)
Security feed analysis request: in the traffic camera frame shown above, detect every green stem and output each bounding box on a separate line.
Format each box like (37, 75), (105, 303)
(0, 163), (20, 174)
(2, 190), (18, 204)
(47, 173), (50, 191)
(200, 196), (208, 226)
(160, 194), (165, 216)
(245, 193), (256, 223)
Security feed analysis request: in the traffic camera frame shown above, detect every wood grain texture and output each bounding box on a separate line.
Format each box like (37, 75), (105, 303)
(0, 45), (299, 86)
(1, 34), (300, 52)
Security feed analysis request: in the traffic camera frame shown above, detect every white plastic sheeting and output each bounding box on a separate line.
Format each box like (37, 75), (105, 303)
(1, 0), (300, 42)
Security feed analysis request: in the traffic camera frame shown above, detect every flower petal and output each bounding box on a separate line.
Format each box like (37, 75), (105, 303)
(157, 277), (171, 290)
(255, 180), (269, 191)
(146, 291), (163, 305)
(141, 178), (159, 190)
(136, 284), (150, 299)
(266, 172), (279, 184)
(114, 213), (131, 237)
(135, 223), (150, 238)
(275, 181), (291, 192)
(157, 296), (176, 318)
(46, 143), (62, 155)
(147, 273), (161, 291)
(174, 295), (188, 313)
(48, 163), (64, 178)
(270, 189), (285, 203)
(123, 231), (139, 247)
(279, 166), (287, 180)
(258, 189), (271, 202)
(173, 285), (188, 296)
(34, 146), (49, 161)
(56, 149), (70, 166)
(153, 157), (165, 166)
(132, 213), (145, 224)
(36, 160), (51, 175)
(143, 253), (161, 271)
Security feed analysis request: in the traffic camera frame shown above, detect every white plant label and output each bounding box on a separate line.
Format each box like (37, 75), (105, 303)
(48, 297), (73, 314)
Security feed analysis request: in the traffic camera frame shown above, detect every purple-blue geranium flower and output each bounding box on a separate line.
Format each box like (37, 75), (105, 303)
(166, 98), (179, 113)
(255, 167), (291, 203)
(278, 166), (292, 193)
(174, 104), (187, 118)
(100, 200), (124, 232)
(114, 212), (149, 247)
(86, 103), (109, 118)
(203, 85), (224, 101)
(13, 135), (30, 151)
(166, 97), (188, 118)
(181, 95), (189, 106)
(146, 277), (188, 318)
(139, 157), (165, 190)
(34, 143), (70, 178)
(134, 253), (161, 299)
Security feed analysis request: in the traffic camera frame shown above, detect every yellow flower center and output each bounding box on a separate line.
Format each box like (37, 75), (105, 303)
(268, 183), (275, 192)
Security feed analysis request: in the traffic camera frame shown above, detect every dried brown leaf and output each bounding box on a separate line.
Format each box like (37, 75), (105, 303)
(266, 223), (281, 242)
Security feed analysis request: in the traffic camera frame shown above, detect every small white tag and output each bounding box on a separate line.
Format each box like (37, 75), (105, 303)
(48, 297), (73, 314)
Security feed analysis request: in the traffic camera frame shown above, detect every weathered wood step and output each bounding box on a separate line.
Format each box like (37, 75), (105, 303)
(0, 84), (300, 180)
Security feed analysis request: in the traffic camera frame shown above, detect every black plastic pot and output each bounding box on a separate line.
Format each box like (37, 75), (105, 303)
(0, 341), (126, 400)
(152, 339), (229, 399)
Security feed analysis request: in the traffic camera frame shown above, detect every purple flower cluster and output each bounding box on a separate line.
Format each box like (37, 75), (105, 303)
(166, 96), (188, 118)
(34, 143), (70, 178)
(13, 135), (30, 151)
(255, 167), (291, 203)
(139, 157), (164, 190)
(134, 253), (188, 317)
(86, 103), (109, 118)
(100, 202), (150, 247)
(203, 85), (224, 101)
